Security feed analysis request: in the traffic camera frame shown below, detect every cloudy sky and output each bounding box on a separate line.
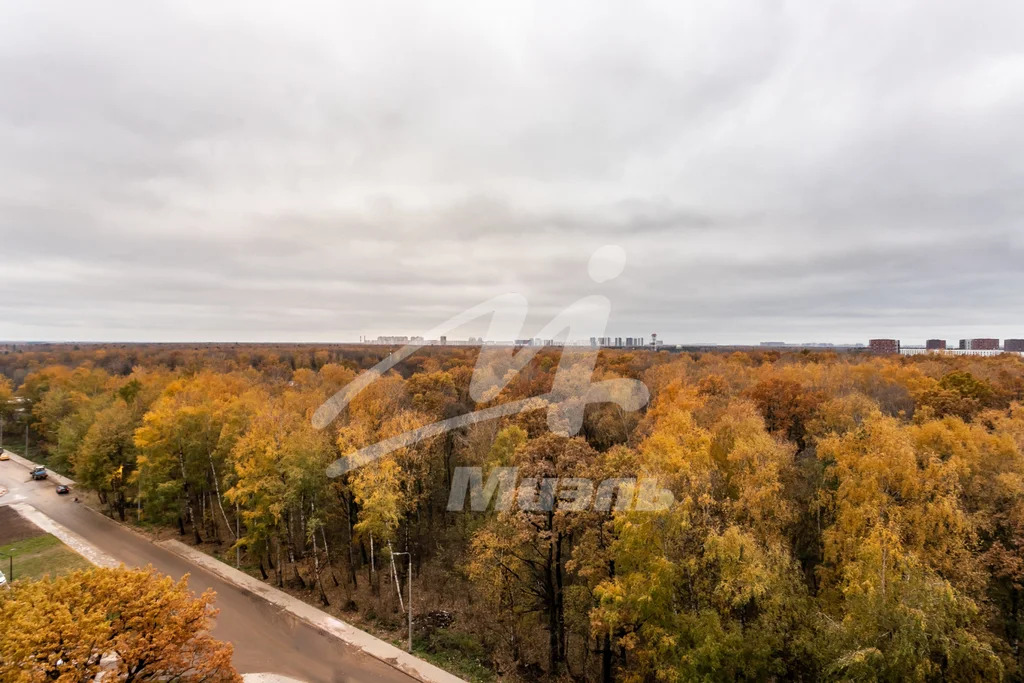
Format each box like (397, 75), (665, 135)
(2, 1), (1023, 344)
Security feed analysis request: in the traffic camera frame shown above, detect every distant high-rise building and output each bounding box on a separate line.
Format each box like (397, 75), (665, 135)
(440, 335), (447, 345)
(926, 339), (947, 350)
(961, 338), (1000, 350)
(590, 337), (597, 347)
(1005, 339), (1024, 352)
(869, 339), (900, 354)
(615, 337), (623, 347)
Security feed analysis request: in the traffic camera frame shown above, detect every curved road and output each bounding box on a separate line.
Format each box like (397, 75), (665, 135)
(0, 457), (414, 683)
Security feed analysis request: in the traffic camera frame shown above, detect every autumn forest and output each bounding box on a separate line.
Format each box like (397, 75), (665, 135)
(2, 343), (1023, 682)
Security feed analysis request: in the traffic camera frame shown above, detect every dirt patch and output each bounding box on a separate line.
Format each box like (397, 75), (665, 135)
(0, 505), (43, 545)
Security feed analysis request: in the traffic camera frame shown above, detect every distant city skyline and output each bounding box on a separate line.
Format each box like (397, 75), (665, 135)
(7, 331), (1024, 349)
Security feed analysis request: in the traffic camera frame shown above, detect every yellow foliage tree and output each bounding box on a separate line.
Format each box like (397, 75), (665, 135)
(0, 567), (239, 682)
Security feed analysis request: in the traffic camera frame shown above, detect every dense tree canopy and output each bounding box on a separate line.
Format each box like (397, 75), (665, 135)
(5, 343), (1024, 681)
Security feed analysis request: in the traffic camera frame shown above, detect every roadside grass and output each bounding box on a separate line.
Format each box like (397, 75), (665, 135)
(0, 533), (92, 582)
(413, 637), (496, 683)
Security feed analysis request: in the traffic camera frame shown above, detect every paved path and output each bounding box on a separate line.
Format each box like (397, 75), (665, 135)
(0, 454), (427, 683)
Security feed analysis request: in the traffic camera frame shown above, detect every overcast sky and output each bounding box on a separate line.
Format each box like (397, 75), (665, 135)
(1, 1), (1023, 344)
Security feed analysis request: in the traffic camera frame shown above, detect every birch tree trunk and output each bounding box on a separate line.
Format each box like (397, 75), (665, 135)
(389, 541), (404, 612)
(208, 451), (235, 540)
(177, 444), (202, 545)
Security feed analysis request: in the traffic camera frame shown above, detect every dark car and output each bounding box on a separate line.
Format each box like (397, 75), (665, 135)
(31, 466), (48, 480)
(56, 484), (70, 494)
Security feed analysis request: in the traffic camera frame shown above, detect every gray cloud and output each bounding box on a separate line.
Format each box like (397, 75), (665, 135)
(1, 0), (1023, 344)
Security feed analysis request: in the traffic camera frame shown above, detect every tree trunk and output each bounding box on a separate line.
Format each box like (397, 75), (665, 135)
(276, 537), (284, 588)
(389, 542), (404, 612)
(602, 632), (613, 683)
(345, 495), (358, 588)
(285, 512), (306, 589)
(178, 446), (202, 545)
(547, 516), (559, 674)
(298, 499), (307, 559)
(321, 526), (340, 587)
(311, 502), (329, 606)
(603, 558), (616, 683)
(556, 531), (565, 664)
(207, 451), (235, 541)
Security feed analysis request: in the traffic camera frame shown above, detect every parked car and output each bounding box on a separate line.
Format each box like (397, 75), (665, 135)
(0, 448), (9, 461)
(0, 570), (7, 589)
(56, 484), (70, 495)
(31, 466), (48, 480)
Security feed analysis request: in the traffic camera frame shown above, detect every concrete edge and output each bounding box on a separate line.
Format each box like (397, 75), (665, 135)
(159, 540), (465, 683)
(7, 502), (119, 569)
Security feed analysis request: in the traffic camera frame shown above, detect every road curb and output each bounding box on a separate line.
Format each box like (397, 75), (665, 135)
(159, 540), (465, 683)
(7, 502), (119, 569)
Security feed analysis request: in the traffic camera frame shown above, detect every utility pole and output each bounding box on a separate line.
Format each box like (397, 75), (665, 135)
(25, 423), (29, 459)
(235, 501), (241, 568)
(391, 550), (413, 653)
(407, 552), (412, 653)
(138, 460), (144, 522)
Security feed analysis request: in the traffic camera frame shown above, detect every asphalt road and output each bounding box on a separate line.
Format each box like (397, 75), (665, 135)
(0, 458), (415, 683)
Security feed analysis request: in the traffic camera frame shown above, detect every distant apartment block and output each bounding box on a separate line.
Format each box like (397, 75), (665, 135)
(926, 339), (947, 350)
(960, 338), (1000, 351)
(869, 339), (900, 354)
(592, 336), (651, 349)
(1005, 339), (1024, 353)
